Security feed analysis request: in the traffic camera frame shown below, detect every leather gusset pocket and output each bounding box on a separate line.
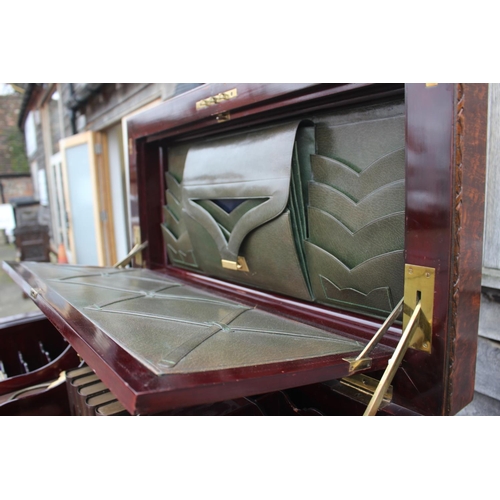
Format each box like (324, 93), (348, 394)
(165, 171), (183, 202)
(304, 241), (404, 315)
(163, 206), (183, 238)
(310, 148), (405, 201)
(308, 180), (405, 232)
(305, 128), (405, 316)
(308, 208), (405, 268)
(166, 190), (182, 221)
(161, 224), (198, 269)
(184, 210), (313, 301)
(163, 145), (199, 270)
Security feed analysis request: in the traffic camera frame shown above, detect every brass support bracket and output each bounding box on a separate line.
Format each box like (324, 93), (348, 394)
(114, 241), (149, 268)
(404, 264), (435, 353)
(340, 373), (393, 406)
(343, 297), (403, 373)
(340, 264), (435, 414)
(221, 256), (249, 272)
(364, 302), (422, 416)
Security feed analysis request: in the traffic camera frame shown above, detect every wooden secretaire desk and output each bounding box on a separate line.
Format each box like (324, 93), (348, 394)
(2, 84), (488, 416)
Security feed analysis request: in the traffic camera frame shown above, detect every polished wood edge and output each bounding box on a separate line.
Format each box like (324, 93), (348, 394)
(0, 310), (46, 328)
(393, 83), (456, 415)
(134, 354), (391, 415)
(446, 83), (488, 414)
(128, 84), (335, 139)
(128, 83), (403, 143)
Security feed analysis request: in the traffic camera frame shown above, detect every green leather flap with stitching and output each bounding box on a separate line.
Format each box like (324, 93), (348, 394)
(166, 121), (315, 301)
(182, 121), (312, 263)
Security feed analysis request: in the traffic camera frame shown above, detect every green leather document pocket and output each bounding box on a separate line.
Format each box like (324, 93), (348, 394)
(305, 113), (406, 317)
(163, 106), (406, 319)
(178, 121), (315, 300)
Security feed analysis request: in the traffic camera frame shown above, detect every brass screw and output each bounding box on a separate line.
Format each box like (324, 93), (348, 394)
(423, 342), (429, 349)
(425, 272), (430, 278)
(408, 267), (413, 274)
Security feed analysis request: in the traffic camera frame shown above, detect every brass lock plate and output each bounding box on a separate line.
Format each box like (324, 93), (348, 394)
(221, 256), (249, 272)
(403, 264), (435, 353)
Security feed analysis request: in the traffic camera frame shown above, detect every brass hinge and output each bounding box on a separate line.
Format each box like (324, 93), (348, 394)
(196, 88), (238, 110)
(340, 373), (393, 407)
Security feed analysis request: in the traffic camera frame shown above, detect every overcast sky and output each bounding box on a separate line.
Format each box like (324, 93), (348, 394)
(0, 84), (15, 95)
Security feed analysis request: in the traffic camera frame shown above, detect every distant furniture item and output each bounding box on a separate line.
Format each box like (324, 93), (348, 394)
(13, 225), (50, 262)
(0, 204), (15, 243)
(9, 197), (40, 227)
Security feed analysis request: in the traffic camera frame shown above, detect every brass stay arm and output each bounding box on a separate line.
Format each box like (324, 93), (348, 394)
(364, 301), (422, 416)
(344, 297), (404, 372)
(113, 241), (149, 268)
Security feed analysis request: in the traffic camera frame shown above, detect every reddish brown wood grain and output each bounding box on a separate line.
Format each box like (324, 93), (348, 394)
(136, 139), (165, 269)
(446, 83), (488, 414)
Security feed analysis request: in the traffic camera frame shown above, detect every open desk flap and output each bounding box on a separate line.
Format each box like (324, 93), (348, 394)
(3, 261), (392, 414)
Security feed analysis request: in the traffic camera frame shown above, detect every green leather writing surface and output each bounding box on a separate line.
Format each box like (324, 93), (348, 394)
(18, 263), (363, 374)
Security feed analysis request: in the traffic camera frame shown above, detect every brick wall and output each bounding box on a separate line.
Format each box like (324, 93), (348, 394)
(0, 94), (29, 174)
(0, 175), (33, 203)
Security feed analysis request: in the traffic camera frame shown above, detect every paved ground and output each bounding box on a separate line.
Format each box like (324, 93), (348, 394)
(0, 242), (39, 319)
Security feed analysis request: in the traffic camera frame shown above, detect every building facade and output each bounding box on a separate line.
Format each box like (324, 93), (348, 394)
(17, 83), (201, 265)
